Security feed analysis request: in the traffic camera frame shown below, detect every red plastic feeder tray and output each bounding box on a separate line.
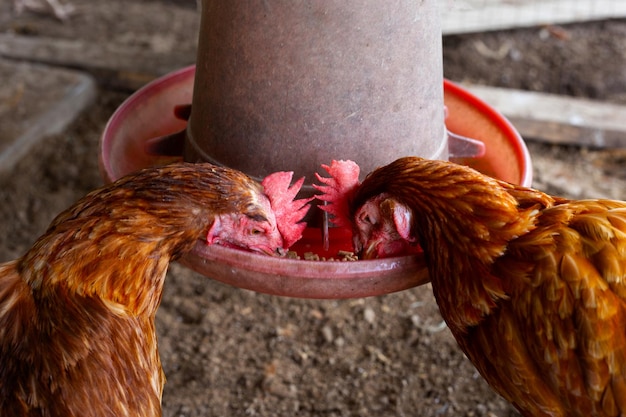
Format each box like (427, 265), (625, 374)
(100, 65), (532, 299)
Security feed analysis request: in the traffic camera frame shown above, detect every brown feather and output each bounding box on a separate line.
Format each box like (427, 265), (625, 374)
(0, 162), (277, 417)
(352, 157), (626, 416)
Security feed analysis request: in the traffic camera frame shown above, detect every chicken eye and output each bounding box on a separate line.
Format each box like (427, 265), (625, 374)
(251, 228), (264, 236)
(359, 212), (376, 226)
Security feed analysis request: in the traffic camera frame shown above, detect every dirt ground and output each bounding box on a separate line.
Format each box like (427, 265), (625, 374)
(1, 1), (625, 416)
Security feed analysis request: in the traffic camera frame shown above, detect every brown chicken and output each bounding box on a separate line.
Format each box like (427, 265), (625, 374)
(0, 162), (309, 417)
(315, 156), (626, 417)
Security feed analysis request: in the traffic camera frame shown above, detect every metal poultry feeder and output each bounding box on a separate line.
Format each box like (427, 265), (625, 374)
(100, 0), (532, 299)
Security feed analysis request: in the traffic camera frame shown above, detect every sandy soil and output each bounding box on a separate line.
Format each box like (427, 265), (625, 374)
(1, 1), (625, 416)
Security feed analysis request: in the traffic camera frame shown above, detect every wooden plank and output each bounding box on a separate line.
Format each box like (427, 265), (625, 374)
(0, 59), (96, 176)
(0, 33), (195, 91)
(464, 84), (626, 148)
(441, 0), (626, 34)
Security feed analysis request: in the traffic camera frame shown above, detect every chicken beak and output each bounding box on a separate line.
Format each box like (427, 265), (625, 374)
(359, 236), (414, 259)
(255, 245), (286, 257)
(354, 235), (388, 260)
(360, 239), (382, 260)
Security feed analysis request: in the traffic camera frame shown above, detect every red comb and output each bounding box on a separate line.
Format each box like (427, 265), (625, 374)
(313, 160), (361, 228)
(262, 172), (313, 248)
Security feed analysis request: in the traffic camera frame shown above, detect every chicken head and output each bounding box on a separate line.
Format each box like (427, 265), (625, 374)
(206, 168), (312, 255)
(314, 159), (417, 259)
(206, 201), (284, 256)
(353, 193), (416, 259)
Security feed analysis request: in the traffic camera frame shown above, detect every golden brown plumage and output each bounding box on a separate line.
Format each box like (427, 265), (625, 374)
(0, 162), (291, 417)
(318, 156), (626, 416)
